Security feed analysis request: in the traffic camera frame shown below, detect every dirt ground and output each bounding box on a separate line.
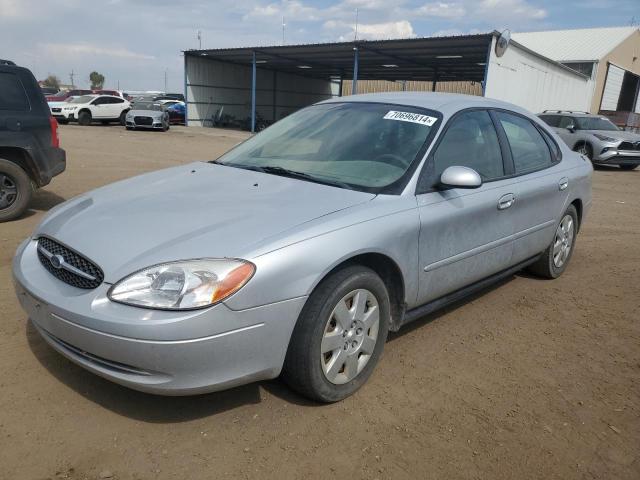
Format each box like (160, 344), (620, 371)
(1, 124), (638, 480)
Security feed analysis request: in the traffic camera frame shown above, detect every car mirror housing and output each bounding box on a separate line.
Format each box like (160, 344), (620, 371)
(439, 166), (482, 189)
(566, 124), (575, 133)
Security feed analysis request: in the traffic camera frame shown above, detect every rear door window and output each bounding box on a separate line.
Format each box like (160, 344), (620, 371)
(0, 72), (30, 111)
(496, 112), (552, 173)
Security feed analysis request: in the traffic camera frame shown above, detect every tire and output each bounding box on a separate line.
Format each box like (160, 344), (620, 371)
(528, 205), (578, 279)
(125, 126), (133, 131)
(58, 119), (69, 125)
(0, 158), (32, 222)
(282, 265), (391, 402)
(619, 164), (638, 171)
(119, 111), (127, 126)
(573, 142), (592, 161)
(78, 110), (91, 126)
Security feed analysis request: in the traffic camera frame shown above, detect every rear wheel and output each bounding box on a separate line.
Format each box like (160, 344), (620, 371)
(528, 205), (578, 279)
(282, 265), (390, 402)
(119, 111), (127, 126)
(0, 158), (32, 222)
(78, 111), (92, 126)
(619, 164), (638, 171)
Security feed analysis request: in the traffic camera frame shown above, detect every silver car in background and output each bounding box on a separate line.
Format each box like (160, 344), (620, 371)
(13, 93), (592, 402)
(125, 102), (170, 131)
(539, 111), (640, 170)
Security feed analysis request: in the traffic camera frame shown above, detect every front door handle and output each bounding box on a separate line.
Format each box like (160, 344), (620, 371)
(498, 193), (515, 210)
(558, 177), (569, 191)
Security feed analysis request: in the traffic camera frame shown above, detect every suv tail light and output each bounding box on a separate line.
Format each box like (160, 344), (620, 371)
(49, 115), (60, 148)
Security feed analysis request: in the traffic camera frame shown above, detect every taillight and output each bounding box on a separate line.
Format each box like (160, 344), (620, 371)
(49, 115), (60, 148)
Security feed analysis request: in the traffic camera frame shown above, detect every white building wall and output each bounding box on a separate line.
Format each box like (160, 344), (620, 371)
(185, 56), (337, 127)
(485, 39), (593, 113)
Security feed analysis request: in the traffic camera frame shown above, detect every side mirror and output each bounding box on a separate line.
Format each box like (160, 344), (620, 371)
(566, 124), (575, 133)
(440, 166), (482, 189)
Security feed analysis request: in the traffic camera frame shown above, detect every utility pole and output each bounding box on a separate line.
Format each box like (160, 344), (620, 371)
(197, 30), (202, 49)
(282, 16), (286, 45)
(164, 69), (168, 92)
(69, 69), (75, 88)
(354, 8), (359, 41)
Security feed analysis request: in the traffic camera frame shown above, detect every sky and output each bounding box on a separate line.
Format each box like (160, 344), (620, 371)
(0, 0), (638, 92)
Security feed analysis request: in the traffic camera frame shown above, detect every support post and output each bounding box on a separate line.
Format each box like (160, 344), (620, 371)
(352, 46), (359, 95)
(432, 68), (438, 92)
(251, 51), (257, 133)
(339, 76), (344, 97)
(482, 38), (493, 96)
(183, 53), (188, 127)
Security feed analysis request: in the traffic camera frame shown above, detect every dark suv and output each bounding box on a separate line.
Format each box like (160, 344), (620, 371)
(0, 59), (66, 221)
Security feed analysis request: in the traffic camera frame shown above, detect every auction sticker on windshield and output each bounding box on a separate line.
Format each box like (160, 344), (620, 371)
(383, 111), (438, 126)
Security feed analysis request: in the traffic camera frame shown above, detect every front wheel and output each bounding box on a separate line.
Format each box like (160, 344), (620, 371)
(77, 111), (91, 126)
(528, 205), (578, 279)
(282, 265), (390, 402)
(574, 143), (592, 161)
(119, 111), (127, 126)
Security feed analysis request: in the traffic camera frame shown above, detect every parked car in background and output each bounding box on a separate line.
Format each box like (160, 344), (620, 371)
(51, 94), (130, 126)
(164, 101), (185, 125)
(125, 102), (170, 131)
(45, 89), (92, 102)
(155, 93), (185, 102)
(40, 86), (59, 96)
(13, 93), (591, 401)
(92, 89), (125, 98)
(539, 111), (640, 170)
(0, 60), (65, 221)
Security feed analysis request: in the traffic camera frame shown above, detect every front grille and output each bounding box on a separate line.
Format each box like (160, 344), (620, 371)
(37, 237), (104, 289)
(134, 116), (153, 126)
(619, 141), (640, 151)
(52, 108), (61, 113)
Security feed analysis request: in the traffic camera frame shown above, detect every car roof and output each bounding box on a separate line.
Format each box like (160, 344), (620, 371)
(320, 92), (533, 117)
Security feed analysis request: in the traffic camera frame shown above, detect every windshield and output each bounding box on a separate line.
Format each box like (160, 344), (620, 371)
(132, 102), (164, 111)
(215, 102), (440, 191)
(70, 95), (95, 104)
(576, 117), (619, 131)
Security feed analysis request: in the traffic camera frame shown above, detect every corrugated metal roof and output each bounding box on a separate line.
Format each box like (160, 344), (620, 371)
(512, 26), (638, 62)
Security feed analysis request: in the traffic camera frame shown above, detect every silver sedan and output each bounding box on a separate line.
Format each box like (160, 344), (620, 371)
(13, 93), (592, 402)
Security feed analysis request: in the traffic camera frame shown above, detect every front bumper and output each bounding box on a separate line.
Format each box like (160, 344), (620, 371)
(594, 148), (640, 165)
(126, 116), (166, 130)
(13, 239), (306, 395)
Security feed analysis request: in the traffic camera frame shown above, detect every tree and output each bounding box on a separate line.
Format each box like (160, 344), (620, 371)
(89, 71), (105, 89)
(42, 75), (61, 89)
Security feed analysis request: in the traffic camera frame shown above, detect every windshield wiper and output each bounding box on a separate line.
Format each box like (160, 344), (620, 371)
(259, 166), (355, 190)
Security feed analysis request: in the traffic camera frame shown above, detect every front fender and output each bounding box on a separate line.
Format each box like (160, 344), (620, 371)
(224, 196), (421, 311)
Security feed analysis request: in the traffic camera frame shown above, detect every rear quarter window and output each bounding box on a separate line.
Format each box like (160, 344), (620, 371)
(0, 72), (30, 111)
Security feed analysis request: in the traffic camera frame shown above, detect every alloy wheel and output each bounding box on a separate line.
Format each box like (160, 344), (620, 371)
(321, 289), (380, 385)
(0, 173), (17, 210)
(553, 215), (574, 268)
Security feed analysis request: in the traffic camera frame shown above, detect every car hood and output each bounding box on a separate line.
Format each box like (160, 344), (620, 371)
(587, 130), (640, 141)
(35, 162), (375, 282)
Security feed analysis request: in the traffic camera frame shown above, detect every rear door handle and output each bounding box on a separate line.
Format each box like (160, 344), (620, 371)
(498, 193), (515, 210)
(558, 177), (569, 191)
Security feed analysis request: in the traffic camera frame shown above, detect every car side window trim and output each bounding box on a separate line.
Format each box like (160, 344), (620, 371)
(415, 107), (512, 195)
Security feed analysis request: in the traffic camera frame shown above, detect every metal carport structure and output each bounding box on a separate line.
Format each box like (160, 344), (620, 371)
(183, 31), (591, 131)
(184, 33), (494, 131)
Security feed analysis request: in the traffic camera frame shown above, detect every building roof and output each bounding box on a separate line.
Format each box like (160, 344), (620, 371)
(185, 33), (496, 82)
(513, 26), (638, 62)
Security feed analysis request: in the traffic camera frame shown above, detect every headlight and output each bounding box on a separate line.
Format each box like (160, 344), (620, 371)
(593, 133), (617, 142)
(108, 259), (255, 310)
